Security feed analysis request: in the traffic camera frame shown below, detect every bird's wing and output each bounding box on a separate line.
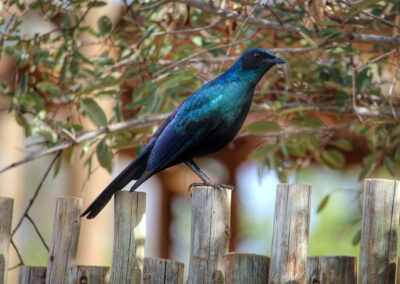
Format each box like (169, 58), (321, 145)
(146, 83), (225, 173)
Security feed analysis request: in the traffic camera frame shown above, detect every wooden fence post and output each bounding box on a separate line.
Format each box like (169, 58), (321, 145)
(224, 253), (269, 284)
(187, 186), (231, 284)
(142, 257), (184, 284)
(0, 197), (13, 284)
(18, 266), (46, 284)
(358, 178), (400, 284)
(269, 184), (312, 284)
(46, 197), (82, 284)
(69, 265), (110, 284)
(110, 191), (146, 284)
(307, 256), (357, 283)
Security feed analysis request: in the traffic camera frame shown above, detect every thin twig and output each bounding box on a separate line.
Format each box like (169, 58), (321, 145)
(9, 239), (24, 269)
(355, 49), (397, 71)
(219, 1), (259, 72)
(25, 214), (50, 252)
(159, 31), (258, 72)
(11, 151), (61, 237)
(152, 20), (222, 36)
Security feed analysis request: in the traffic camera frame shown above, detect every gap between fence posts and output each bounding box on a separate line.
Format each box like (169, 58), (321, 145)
(269, 184), (312, 284)
(187, 186), (231, 284)
(46, 197), (81, 284)
(307, 256), (357, 283)
(358, 178), (400, 284)
(224, 252), (269, 283)
(110, 191), (146, 284)
(142, 257), (184, 284)
(18, 266), (46, 284)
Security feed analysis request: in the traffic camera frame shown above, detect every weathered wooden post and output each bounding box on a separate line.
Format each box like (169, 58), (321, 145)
(142, 257), (184, 284)
(187, 186), (231, 284)
(18, 266), (46, 284)
(0, 197), (13, 284)
(224, 253), (269, 283)
(358, 178), (400, 284)
(69, 265), (110, 284)
(46, 197), (82, 284)
(307, 256), (357, 283)
(269, 184), (312, 284)
(110, 191), (146, 284)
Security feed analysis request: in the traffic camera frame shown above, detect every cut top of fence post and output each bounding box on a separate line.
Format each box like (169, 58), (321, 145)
(358, 178), (400, 284)
(269, 183), (312, 284)
(111, 191), (146, 284)
(46, 196), (82, 284)
(0, 197), (13, 284)
(307, 256), (357, 284)
(142, 257), (184, 284)
(187, 186), (231, 284)
(224, 252), (269, 284)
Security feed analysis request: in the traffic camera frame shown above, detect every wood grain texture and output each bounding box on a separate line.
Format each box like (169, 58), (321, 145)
(0, 197), (13, 284)
(307, 256), (357, 284)
(18, 266), (46, 284)
(69, 265), (110, 284)
(110, 191), (146, 284)
(224, 253), (269, 284)
(142, 257), (184, 284)
(269, 184), (312, 284)
(358, 179), (400, 284)
(187, 186), (231, 284)
(46, 197), (82, 284)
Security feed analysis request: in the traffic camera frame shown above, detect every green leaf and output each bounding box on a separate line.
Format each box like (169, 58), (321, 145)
(96, 138), (113, 173)
(19, 72), (28, 94)
(394, 147), (400, 162)
(356, 68), (372, 92)
(246, 121), (281, 134)
(291, 116), (323, 129)
(329, 139), (353, 151)
(98, 15), (112, 36)
(317, 195), (330, 213)
(352, 229), (361, 246)
(82, 98), (108, 127)
(358, 154), (377, 181)
(4, 46), (15, 55)
(321, 149), (345, 169)
(383, 155), (396, 177)
(53, 154), (62, 178)
(249, 144), (280, 161)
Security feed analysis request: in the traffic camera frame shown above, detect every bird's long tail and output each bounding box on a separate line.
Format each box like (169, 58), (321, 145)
(81, 150), (150, 219)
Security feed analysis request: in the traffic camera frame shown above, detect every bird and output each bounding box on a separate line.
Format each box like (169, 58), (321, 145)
(81, 48), (285, 219)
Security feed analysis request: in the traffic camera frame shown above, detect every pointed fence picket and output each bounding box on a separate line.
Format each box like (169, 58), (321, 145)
(0, 178), (399, 283)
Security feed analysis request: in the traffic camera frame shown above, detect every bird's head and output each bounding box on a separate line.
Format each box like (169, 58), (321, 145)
(240, 48), (286, 71)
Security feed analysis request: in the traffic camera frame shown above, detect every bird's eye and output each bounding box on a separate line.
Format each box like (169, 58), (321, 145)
(254, 52), (260, 58)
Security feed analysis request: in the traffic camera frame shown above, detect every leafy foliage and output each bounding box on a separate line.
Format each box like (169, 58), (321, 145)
(0, 0), (399, 183)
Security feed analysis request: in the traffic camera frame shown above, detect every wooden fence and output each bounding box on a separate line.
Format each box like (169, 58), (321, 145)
(0, 178), (399, 283)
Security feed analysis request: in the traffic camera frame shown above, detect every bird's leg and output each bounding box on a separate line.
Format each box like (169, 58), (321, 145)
(184, 159), (236, 191)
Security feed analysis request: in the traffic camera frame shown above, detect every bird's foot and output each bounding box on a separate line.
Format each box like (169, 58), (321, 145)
(188, 182), (236, 192)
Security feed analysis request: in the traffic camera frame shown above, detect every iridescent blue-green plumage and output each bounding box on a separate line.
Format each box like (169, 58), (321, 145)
(82, 48), (285, 218)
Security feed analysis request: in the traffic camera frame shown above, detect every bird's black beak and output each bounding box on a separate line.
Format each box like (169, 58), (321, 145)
(263, 57), (286, 64)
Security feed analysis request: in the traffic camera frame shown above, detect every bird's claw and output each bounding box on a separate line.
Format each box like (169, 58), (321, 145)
(188, 182), (236, 192)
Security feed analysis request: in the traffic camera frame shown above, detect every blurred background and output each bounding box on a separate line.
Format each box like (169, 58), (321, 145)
(1, 0), (399, 282)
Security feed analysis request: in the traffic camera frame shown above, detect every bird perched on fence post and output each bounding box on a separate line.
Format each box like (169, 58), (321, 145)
(81, 48), (285, 219)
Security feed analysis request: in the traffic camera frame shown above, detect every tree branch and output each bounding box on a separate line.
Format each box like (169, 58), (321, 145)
(0, 114), (169, 174)
(142, 0), (400, 47)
